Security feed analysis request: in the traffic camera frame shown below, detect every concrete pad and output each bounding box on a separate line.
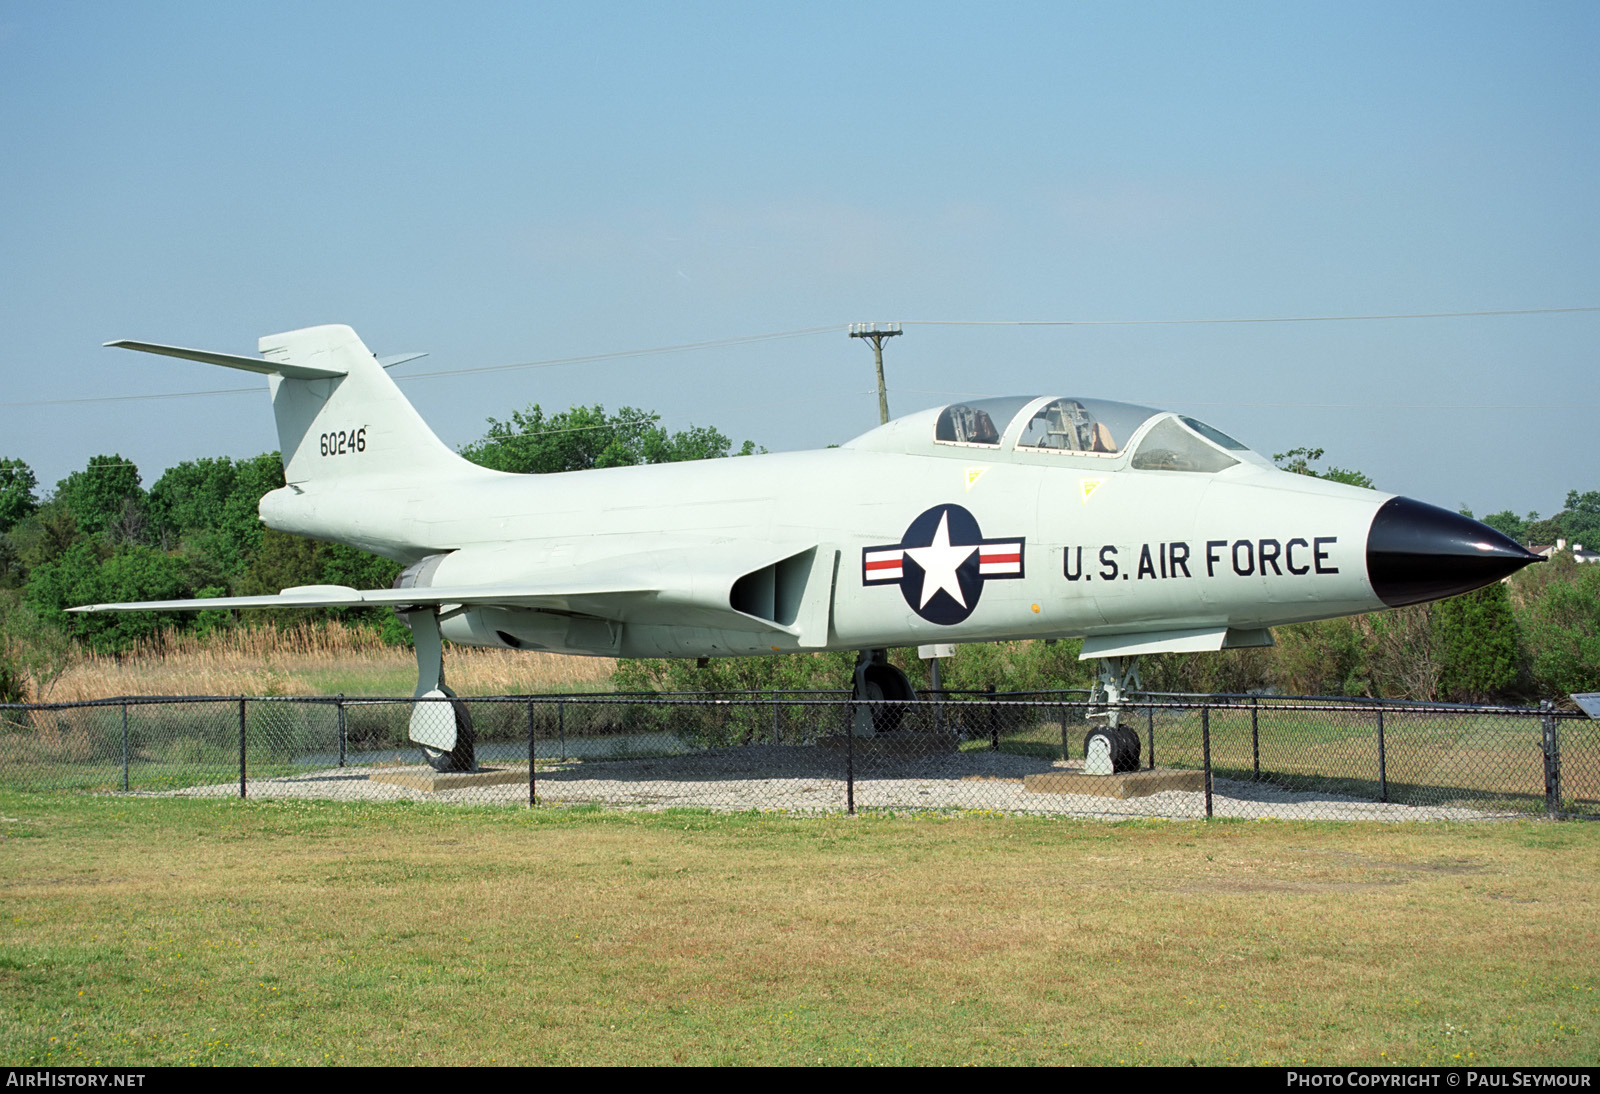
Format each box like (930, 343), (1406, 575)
(1024, 767), (1204, 800)
(368, 765), (532, 793)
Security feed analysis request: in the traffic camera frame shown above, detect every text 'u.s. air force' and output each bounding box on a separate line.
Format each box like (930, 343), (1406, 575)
(1063, 538), (1340, 581)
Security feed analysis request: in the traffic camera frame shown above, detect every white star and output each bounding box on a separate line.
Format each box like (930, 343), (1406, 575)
(904, 510), (977, 610)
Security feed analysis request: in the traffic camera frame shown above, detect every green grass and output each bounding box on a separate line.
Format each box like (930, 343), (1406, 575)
(2, 792), (1598, 1066)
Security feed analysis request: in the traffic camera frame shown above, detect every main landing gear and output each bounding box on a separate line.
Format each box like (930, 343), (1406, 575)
(405, 608), (477, 772)
(1083, 655), (1142, 775)
(851, 649), (916, 735)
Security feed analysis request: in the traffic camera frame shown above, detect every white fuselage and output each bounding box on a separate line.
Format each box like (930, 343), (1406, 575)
(259, 424), (1389, 659)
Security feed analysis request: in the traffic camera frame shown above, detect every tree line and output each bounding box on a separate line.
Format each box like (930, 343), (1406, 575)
(0, 406), (750, 699)
(1, 418), (1595, 704)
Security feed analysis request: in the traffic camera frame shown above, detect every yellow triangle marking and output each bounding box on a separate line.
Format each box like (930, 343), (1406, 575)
(965, 467), (987, 492)
(1080, 478), (1104, 505)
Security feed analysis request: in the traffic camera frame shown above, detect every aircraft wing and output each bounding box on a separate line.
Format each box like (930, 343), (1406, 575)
(70, 537), (831, 642)
(67, 582), (660, 615)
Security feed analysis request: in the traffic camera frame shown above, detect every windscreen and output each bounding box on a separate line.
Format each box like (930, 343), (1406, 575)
(1131, 416), (1241, 473)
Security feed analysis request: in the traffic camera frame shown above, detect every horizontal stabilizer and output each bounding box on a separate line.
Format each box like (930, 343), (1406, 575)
(104, 339), (347, 381)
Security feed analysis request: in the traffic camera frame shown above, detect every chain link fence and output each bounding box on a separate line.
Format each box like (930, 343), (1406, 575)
(1, 691), (1592, 820)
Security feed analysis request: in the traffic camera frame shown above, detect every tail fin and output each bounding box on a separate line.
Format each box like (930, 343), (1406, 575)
(258, 325), (472, 485)
(109, 324), (476, 487)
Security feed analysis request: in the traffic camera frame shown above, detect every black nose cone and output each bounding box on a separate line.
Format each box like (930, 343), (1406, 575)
(1366, 496), (1542, 608)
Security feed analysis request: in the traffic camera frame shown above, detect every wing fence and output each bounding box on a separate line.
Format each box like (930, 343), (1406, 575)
(0, 691), (1591, 821)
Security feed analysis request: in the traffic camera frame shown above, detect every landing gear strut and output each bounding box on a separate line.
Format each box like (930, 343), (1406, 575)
(405, 608), (476, 772)
(1083, 655), (1141, 774)
(851, 649), (915, 736)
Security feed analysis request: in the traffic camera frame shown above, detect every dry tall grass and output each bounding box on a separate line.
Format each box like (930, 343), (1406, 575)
(47, 622), (615, 701)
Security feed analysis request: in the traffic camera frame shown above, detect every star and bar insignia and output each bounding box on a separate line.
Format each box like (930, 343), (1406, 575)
(862, 503), (1025, 625)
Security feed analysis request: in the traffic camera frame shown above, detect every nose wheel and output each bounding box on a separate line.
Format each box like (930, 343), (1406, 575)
(1085, 655), (1142, 774)
(1083, 724), (1141, 774)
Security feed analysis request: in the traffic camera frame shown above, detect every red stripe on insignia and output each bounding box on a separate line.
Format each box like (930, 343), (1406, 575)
(864, 558), (902, 571)
(980, 552), (1021, 565)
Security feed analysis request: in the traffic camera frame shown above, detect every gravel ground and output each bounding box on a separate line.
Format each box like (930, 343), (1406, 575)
(161, 746), (1514, 821)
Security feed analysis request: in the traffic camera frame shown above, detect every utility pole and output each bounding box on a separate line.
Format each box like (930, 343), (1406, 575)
(849, 322), (902, 425)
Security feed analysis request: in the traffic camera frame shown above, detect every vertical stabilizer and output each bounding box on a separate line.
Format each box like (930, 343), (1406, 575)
(259, 324), (472, 486)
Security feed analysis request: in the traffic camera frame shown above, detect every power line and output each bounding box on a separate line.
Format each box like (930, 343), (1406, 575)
(885, 388), (1600, 411)
(2, 387), (262, 408)
(900, 306), (1600, 326)
(0, 326), (839, 408)
(1177, 400), (1600, 410)
(398, 325), (837, 381)
(3, 306), (1595, 408)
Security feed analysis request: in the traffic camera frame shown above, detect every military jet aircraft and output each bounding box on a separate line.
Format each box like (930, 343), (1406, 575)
(75, 324), (1541, 772)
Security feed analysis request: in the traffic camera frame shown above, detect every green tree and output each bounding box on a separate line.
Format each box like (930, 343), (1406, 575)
(1434, 584), (1522, 701)
(52, 455), (147, 542)
(1525, 515), (1564, 546)
(9, 507), (88, 573)
(1562, 490), (1600, 549)
(0, 591), (73, 701)
(1519, 556), (1600, 697)
(1271, 616), (1372, 696)
(613, 641), (1097, 695)
(1481, 510), (1529, 543)
(1271, 447), (1375, 489)
(460, 404), (754, 474)
(0, 458), (39, 533)
(148, 453), (285, 580)
(238, 529), (323, 599)
(24, 541), (186, 653)
(614, 650), (858, 693)
(235, 529), (404, 638)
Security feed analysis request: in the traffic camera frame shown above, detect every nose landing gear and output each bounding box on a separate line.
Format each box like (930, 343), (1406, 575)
(1083, 655), (1142, 774)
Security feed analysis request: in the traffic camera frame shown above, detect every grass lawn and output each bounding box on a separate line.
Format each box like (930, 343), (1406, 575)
(1, 792), (1597, 1066)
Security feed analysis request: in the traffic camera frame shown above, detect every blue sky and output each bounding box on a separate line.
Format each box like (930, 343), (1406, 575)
(2, 1), (1595, 518)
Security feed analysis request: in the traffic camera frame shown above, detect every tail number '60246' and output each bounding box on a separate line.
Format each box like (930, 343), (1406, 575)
(320, 428), (366, 456)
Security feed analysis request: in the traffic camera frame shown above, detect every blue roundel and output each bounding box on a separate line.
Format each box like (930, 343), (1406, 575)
(861, 504), (1026, 626)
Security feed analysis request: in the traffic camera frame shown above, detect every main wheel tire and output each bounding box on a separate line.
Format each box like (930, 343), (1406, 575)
(420, 694), (476, 772)
(856, 662), (914, 734)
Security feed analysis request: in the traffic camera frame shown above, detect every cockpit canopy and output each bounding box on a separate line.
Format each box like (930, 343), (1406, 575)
(922, 395), (1253, 473)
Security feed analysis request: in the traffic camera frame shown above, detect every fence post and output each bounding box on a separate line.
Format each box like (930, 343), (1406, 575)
(846, 698), (855, 815)
(987, 684), (999, 751)
(1250, 696), (1260, 781)
(121, 700), (130, 792)
(1147, 704), (1155, 770)
(558, 700), (566, 762)
(238, 697), (247, 800)
(527, 698), (536, 809)
(1061, 707), (1070, 762)
(1201, 705), (1213, 818)
(1376, 707), (1388, 803)
(1542, 700), (1561, 818)
(336, 694), (347, 768)
(772, 690), (780, 745)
